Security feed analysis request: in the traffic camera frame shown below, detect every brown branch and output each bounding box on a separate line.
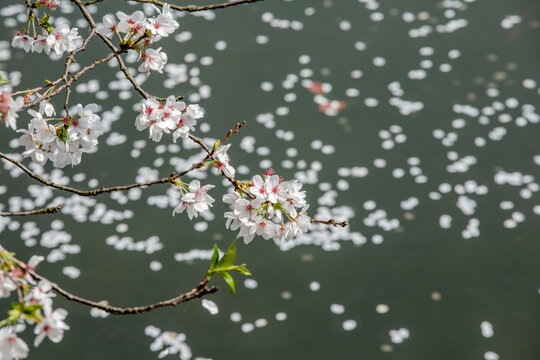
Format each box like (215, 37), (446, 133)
(189, 126), (255, 199)
(12, 258), (217, 315)
(22, 51), (120, 109)
(221, 121), (246, 145)
(0, 205), (63, 217)
(0, 151), (206, 196)
(132, 0), (264, 13)
(310, 218), (349, 227)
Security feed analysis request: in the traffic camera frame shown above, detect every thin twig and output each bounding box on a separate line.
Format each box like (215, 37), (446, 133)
(22, 51), (120, 109)
(0, 151), (205, 196)
(82, 0), (105, 5)
(132, 0), (264, 13)
(12, 257), (217, 315)
(190, 128), (255, 199)
(310, 218), (348, 227)
(221, 121), (246, 145)
(0, 205), (63, 217)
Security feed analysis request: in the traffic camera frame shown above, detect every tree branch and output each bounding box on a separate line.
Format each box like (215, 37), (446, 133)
(310, 218), (348, 227)
(0, 151), (205, 196)
(132, 0), (264, 13)
(12, 257), (217, 315)
(21, 51), (121, 109)
(0, 205), (63, 217)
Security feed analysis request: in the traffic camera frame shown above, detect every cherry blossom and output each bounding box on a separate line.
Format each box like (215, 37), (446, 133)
(116, 10), (146, 35)
(48, 24), (82, 56)
(172, 104), (203, 142)
(0, 273), (16, 298)
(0, 89), (23, 130)
(214, 144), (235, 178)
(32, 35), (54, 54)
(0, 328), (29, 360)
(33, 308), (69, 347)
(138, 47), (168, 75)
(173, 180), (215, 220)
(24, 280), (55, 312)
(11, 34), (33, 53)
(18, 104), (103, 167)
(96, 15), (117, 37)
(147, 4), (179, 39)
(136, 96), (201, 142)
(223, 172), (312, 244)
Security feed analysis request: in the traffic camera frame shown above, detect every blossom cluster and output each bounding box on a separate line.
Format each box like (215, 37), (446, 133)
(18, 102), (104, 168)
(223, 171), (312, 244)
(0, 253), (69, 360)
(12, 23), (83, 56)
(0, 87), (23, 130)
(173, 180), (215, 220)
(97, 4), (179, 75)
(135, 95), (203, 142)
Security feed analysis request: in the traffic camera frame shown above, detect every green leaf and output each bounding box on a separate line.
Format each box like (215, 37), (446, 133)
(220, 271), (236, 294)
(232, 265), (251, 276)
(213, 140), (220, 152)
(215, 240), (236, 270)
(210, 244), (219, 269)
(205, 240), (251, 294)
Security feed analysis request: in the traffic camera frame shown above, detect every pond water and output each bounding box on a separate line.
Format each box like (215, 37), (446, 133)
(1, 0), (539, 359)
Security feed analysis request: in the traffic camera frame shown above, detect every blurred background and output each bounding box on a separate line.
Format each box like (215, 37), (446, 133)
(1, 0), (540, 359)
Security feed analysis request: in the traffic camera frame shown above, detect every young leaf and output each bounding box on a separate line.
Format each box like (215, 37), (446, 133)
(220, 271), (236, 294)
(206, 240), (251, 294)
(232, 265), (251, 276)
(213, 140), (220, 152)
(215, 240), (236, 270)
(210, 244), (219, 270)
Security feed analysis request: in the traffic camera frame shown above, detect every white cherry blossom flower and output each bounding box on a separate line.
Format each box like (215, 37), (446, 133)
(0, 273), (17, 298)
(172, 104), (202, 142)
(147, 6), (179, 39)
(173, 180), (215, 220)
(236, 219), (257, 244)
(38, 98), (55, 117)
(48, 24), (82, 56)
(214, 144), (235, 178)
(250, 175), (267, 199)
(24, 280), (55, 312)
(32, 35), (54, 54)
(265, 175), (287, 204)
(116, 10), (146, 34)
(97, 14), (117, 37)
(0, 89), (23, 130)
(33, 307), (69, 347)
(0, 328), (29, 360)
(12, 34), (34, 53)
(138, 47), (168, 75)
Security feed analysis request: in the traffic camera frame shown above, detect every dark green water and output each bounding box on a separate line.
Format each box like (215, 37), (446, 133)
(1, 0), (540, 359)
